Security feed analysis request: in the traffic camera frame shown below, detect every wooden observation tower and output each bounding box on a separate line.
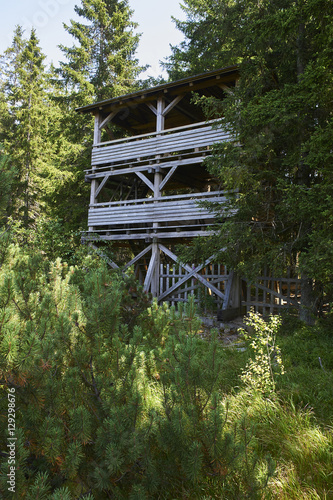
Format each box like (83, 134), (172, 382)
(78, 66), (241, 311)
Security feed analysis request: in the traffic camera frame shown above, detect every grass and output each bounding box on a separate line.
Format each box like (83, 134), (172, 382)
(217, 313), (333, 499)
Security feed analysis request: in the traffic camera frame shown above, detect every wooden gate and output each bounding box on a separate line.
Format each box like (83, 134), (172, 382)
(243, 269), (301, 315)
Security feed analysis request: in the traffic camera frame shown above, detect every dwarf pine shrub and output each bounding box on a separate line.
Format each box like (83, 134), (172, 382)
(0, 246), (274, 498)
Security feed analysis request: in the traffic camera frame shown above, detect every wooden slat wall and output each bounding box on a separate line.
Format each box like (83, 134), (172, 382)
(88, 192), (228, 227)
(91, 123), (231, 166)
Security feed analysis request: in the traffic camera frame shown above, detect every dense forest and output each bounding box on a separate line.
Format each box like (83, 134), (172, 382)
(0, 0), (333, 498)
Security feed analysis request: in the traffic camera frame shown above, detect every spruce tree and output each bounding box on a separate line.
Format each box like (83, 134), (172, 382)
(50, 0), (144, 232)
(58, 0), (143, 103)
(0, 29), (69, 229)
(167, 0), (333, 322)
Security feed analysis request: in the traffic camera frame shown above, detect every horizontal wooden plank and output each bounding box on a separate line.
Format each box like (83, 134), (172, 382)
(86, 157), (206, 179)
(88, 213), (216, 226)
(92, 133), (230, 164)
(88, 204), (224, 218)
(82, 222), (211, 234)
(95, 119), (221, 147)
(82, 230), (214, 241)
(88, 192), (229, 227)
(160, 274), (228, 279)
(91, 189), (230, 207)
(91, 125), (231, 166)
(90, 196), (226, 212)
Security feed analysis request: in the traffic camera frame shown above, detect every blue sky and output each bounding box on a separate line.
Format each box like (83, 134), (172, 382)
(0, 0), (186, 77)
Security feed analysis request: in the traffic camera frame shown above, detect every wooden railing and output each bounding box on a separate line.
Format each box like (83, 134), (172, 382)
(91, 121), (232, 167)
(88, 191), (228, 228)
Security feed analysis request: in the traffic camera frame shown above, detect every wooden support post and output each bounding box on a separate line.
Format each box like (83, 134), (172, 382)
(230, 272), (241, 310)
(89, 112), (102, 231)
(156, 96), (165, 134)
(149, 96), (165, 295)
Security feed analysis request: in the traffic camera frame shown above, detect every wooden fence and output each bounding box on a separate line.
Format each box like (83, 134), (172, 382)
(159, 262), (231, 311)
(242, 269), (301, 315)
(159, 263), (302, 316)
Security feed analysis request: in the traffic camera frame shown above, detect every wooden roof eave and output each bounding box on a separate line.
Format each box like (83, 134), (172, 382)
(75, 66), (239, 116)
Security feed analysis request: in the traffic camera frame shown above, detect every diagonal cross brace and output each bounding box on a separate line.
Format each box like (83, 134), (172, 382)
(95, 174), (110, 198)
(158, 244), (226, 301)
(123, 244), (153, 270)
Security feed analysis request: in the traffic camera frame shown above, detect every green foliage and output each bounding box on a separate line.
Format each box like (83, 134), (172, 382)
(0, 245), (274, 498)
(58, 0), (144, 103)
(240, 311), (284, 395)
(0, 240), (332, 498)
(0, 29), (77, 229)
(167, 0), (333, 322)
(0, 147), (16, 225)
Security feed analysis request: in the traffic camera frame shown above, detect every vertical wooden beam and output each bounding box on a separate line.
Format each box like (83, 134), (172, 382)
(222, 270), (234, 310)
(89, 112), (102, 231)
(156, 96), (165, 134)
(94, 112), (102, 145)
(150, 96), (166, 293)
(230, 273), (241, 309)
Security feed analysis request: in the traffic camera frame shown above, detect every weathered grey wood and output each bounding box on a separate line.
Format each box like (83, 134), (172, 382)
(83, 221), (212, 235)
(246, 282), (300, 308)
(160, 273), (228, 280)
(122, 244), (153, 270)
(158, 245), (225, 301)
(156, 97), (165, 133)
(143, 250), (157, 292)
(167, 263), (170, 294)
(160, 263), (163, 297)
(88, 191), (228, 228)
(89, 113), (102, 229)
(82, 229), (214, 241)
(135, 172), (154, 192)
(94, 174), (110, 198)
(91, 245), (120, 270)
(93, 113), (102, 145)
(91, 124), (231, 166)
(95, 119), (217, 147)
(219, 84), (234, 94)
(162, 96), (183, 117)
(92, 189), (228, 206)
(88, 202), (223, 226)
(146, 102), (157, 115)
(150, 242), (160, 296)
(222, 270), (234, 310)
(159, 165), (178, 191)
(92, 128), (231, 164)
(85, 155), (205, 178)
(99, 111), (118, 130)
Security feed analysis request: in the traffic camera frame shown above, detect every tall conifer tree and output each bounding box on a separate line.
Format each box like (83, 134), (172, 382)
(1, 29), (49, 226)
(51, 0), (144, 231)
(0, 29), (73, 230)
(58, 0), (143, 103)
(166, 0), (333, 322)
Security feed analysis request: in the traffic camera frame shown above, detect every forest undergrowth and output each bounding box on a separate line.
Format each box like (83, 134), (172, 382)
(0, 231), (332, 499)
